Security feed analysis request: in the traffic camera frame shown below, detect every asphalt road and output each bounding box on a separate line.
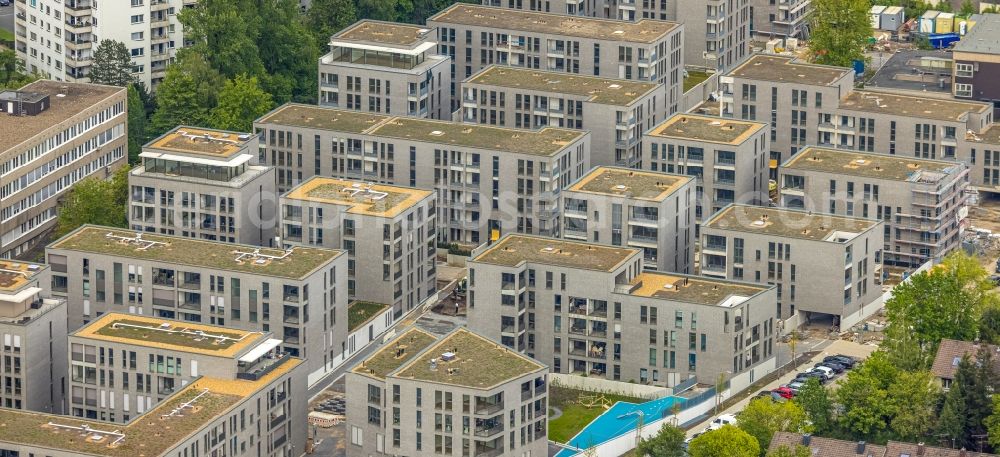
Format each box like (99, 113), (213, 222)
(0, 4), (13, 37)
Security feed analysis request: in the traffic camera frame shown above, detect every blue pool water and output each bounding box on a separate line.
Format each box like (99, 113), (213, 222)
(555, 395), (685, 457)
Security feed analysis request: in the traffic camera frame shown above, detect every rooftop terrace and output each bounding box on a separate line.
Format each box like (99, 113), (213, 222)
(466, 66), (658, 105)
(348, 301), (390, 332)
(0, 260), (45, 293)
(0, 356), (300, 456)
(647, 114), (765, 145)
(473, 235), (638, 272)
(354, 328), (437, 380)
(703, 204), (878, 242)
(393, 328), (545, 389)
(51, 226), (341, 280)
(0, 81), (125, 154)
(969, 123), (1000, 145)
(429, 4), (678, 43)
(568, 167), (691, 201)
(729, 55), (851, 86)
(627, 272), (768, 306)
(369, 117), (585, 156)
(144, 126), (255, 158)
(783, 147), (963, 182)
(74, 313), (264, 358)
(839, 90), (990, 122)
(335, 20), (430, 47)
(284, 177), (433, 217)
(255, 104), (389, 134)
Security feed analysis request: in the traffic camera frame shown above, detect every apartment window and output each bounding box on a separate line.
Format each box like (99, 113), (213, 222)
(955, 63), (974, 78)
(130, 32), (144, 41)
(955, 83), (973, 98)
(130, 14), (144, 23)
(130, 0), (143, 5)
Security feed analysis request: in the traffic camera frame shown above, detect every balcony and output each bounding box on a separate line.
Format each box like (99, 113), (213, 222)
(474, 422), (504, 438)
(475, 401), (504, 416)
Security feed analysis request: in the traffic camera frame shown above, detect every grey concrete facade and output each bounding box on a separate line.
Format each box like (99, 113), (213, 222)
(750, 0), (811, 38)
(129, 126), (278, 247)
(643, 113), (769, 223)
(467, 234), (777, 388)
(561, 166), (696, 273)
(45, 225), (348, 383)
(700, 204), (884, 329)
(779, 147), (969, 267)
(280, 177), (438, 317)
(0, 81), (127, 259)
(427, 4), (684, 114)
(0, 261), (66, 414)
(461, 65), (664, 167)
(319, 20), (453, 119)
(346, 327), (549, 457)
(255, 104), (591, 245)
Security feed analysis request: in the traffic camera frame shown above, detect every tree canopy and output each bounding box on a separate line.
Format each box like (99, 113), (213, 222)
(634, 423), (685, 457)
(0, 49), (37, 90)
(209, 74), (275, 132)
(55, 166), (130, 238)
(88, 40), (136, 87)
(688, 425), (761, 457)
(808, 0), (870, 67)
(737, 398), (812, 455)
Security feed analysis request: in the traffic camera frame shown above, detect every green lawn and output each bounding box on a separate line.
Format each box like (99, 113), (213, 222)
(548, 385), (646, 443)
(348, 301), (389, 332)
(683, 70), (713, 93)
(0, 28), (15, 44)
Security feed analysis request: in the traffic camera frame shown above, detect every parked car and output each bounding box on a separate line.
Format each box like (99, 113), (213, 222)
(773, 386), (796, 399)
(786, 380), (806, 392)
(811, 366), (836, 380)
(0, 0), (12, 6)
(816, 361), (846, 373)
(707, 414), (737, 430)
(795, 371), (827, 384)
(824, 355), (856, 368)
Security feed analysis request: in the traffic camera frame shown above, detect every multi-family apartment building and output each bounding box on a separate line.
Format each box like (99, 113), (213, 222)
(129, 126), (277, 246)
(701, 204), (883, 330)
(482, 0), (750, 73)
(0, 81), (126, 259)
(0, 343), (306, 457)
(461, 65), (663, 167)
(67, 312), (298, 426)
(318, 20), (452, 119)
(346, 327), (549, 457)
(780, 147), (969, 267)
(643, 113), (769, 223)
(427, 4), (684, 113)
(255, 103), (591, 245)
(45, 225), (348, 382)
(467, 234), (777, 390)
(750, 0), (811, 39)
(719, 54), (998, 191)
(561, 166), (696, 273)
(14, 0), (192, 87)
(0, 260), (66, 413)
(953, 14), (1000, 118)
(280, 177), (437, 317)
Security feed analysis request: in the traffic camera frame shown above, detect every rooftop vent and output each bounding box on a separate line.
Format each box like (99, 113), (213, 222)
(441, 352), (456, 361)
(0, 90), (50, 116)
(609, 84), (622, 89)
(430, 130), (444, 136)
(855, 159), (867, 165)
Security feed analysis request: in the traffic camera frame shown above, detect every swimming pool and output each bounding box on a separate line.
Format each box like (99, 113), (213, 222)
(554, 395), (685, 457)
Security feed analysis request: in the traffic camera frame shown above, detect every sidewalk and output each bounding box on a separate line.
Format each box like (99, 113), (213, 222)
(684, 339), (878, 437)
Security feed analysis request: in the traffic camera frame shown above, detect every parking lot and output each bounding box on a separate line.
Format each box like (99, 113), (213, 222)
(685, 339), (878, 437)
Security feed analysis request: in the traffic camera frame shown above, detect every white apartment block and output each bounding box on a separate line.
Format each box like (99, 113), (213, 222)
(461, 65), (665, 167)
(643, 113), (769, 223)
(280, 177), (438, 317)
(0, 81), (127, 259)
(319, 20), (452, 119)
(128, 126), (278, 246)
(561, 166), (696, 273)
(14, 0), (192, 88)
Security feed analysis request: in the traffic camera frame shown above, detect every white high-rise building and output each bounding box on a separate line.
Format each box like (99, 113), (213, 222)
(13, 0), (194, 88)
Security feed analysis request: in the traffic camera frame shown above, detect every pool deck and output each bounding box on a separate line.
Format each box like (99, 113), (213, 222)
(556, 395), (682, 456)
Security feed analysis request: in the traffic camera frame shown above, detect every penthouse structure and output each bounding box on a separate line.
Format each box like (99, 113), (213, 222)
(129, 126), (277, 246)
(319, 20), (452, 119)
(953, 14), (1000, 118)
(701, 204), (883, 330)
(280, 177), (437, 316)
(68, 313), (295, 425)
(0, 261), (66, 413)
(45, 225), (348, 382)
(255, 104), (591, 245)
(0, 351), (305, 457)
(427, 4), (684, 113)
(780, 147), (969, 267)
(561, 167), (696, 273)
(461, 66), (663, 167)
(467, 235), (777, 390)
(0, 81), (126, 259)
(346, 327), (549, 457)
(718, 54), (998, 191)
(480, 0), (748, 73)
(750, 0), (811, 39)
(644, 113), (769, 222)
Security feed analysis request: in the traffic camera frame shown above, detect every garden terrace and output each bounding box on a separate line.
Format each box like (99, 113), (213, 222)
(335, 20), (429, 46)
(568, 166), (691, 201)
(285, 177), (433, 218)
(50, 226), (342, 280)
(466, 66), (658, 106)
(393, 328), (545, 389)
(0, 260), (45, 292)
(255, 104), (390, 134)
(369, 117), (585, 156)
(76, 313), (263, 358)
(472, 234), (639, 272)
(354, 328), (437, 380)
(144, 126), (255, 159)
(730, 54), (851, 86)
(348, 301), (390, 332)
(647, 114), (765, 145)
(626, 272), (769, 306)
(703, 204), (879, 242)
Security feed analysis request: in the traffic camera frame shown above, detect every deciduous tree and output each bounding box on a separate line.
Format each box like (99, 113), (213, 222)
(766, 445), (812, 457)
(127, 84), (147, 164)
(209, 74), (274, 132)
(809, 0), (870, 67)
(688, 425), (761, 457)
(795, 378), (834, 436)
(306, 0), (357, 52)
(55, 166), (130, 238)
(737, 398), (812, 455)
(150, 65), (208, 135)
(634, 423), (685, 457)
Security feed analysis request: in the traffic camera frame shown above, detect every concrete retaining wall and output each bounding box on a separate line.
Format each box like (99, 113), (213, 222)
(550, 374), (670, 400)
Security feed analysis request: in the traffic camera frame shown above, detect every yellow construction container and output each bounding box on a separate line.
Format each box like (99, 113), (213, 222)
(936, 12), (955, 33)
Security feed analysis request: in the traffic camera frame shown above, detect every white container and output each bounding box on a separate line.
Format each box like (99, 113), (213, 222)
(871, 5), (886, 28)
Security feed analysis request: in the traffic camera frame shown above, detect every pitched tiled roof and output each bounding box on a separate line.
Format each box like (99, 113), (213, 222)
(930, 339), (1000, 381)
(885, 441), (997, 457)
(769, 432), (887, 457)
